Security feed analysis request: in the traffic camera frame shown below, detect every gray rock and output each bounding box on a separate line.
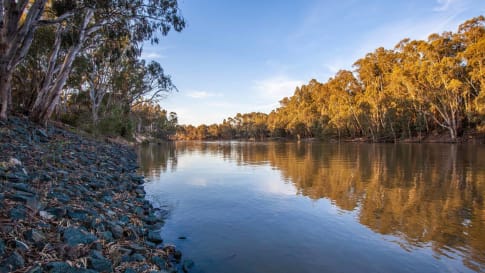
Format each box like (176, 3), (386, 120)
(0, 239), (5, 256)
(109, 223), (123, 239)
(44, 261), (98, 273)
(36, 129), (48, 138)
(0, 252), (24, 272)
(12, 183), (35, 194)
(128, 243), (147, 254)
(46, 207), (67, 218)
(67, 209), (89, 221)
(26, 265), (43, 273)
(88, 257), (112, 272)
(24, 229), (46, 244)
(6, 173), (28, 183)
(119, 215), (130, 224)
(9, 206), (27, 220)
(63, 227), (97, 246)
(130, 253), (146, 262)
(147, 230), (163, 244)
(7, 191), (34, 203)
(100, 231), (114, 242)
(49, 191), (70, 203)
(151, 256), (167, 269)
(15, 239), (30, 252)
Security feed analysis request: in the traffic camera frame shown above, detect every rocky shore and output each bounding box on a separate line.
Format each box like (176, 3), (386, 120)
(0, 117), (189, 273)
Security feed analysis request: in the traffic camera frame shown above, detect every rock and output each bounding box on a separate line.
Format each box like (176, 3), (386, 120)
(143, 215), (160, 225)
(108, 223), (123, 239)
(6, 190), (31, 201)
(124, 269), (136, 273)
(9, 206), (27, 220)
(134, 206), (144, 216)
(147, 230), (163, 243)
(182, 259), (195, 272)
(0, 239), (5, 256)
(0, 252), (25, 272)
(46, 207), (67, 218)
(128, 243), (147, 254)
(117, 247), (132, 256)
(152, 256), (167, 269)
(26, 196), (41, 212)
(63, 227), (98, 246)
(6, 172), (28, 183)
(88, 257), (112, 272)
(130, 253), (146, 262)
(39, 210), (55, 220)
(100, 231), (114, 242)
(8, 157), (22, 167)
(119, 215), (130, 224)
(12, 183), (35, 194)
(67, 209), (89, 221)
(146, 241), (157, 248)
(44, 261), (98, 273)
(36, 129), (48, 138)
(49, 191), (70, 203)
(173, 250), (182, 261)
(15, 239), (30, 252)
(24, 229), (46, 244)
(26, 265), (43, 273)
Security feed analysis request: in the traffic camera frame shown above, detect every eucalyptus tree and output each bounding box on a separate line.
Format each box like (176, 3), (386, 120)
(28, 0), (185, 124)
(0, 0), (72, 120)
(457, 16), (485, 119)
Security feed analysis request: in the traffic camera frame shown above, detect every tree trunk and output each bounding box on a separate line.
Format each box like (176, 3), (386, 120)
(0, 64), (11, 119)
(30, 9), (94, 124)
(0, 0), (48, 120)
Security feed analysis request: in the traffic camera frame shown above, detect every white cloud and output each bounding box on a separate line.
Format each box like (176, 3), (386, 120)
(140, 52), (165, 60)
(433, 0), (457, 11)
(186, 90), (220, 99)
(254, 76), (303, 101)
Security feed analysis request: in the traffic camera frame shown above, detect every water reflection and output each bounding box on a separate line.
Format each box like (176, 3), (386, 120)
(138, 142), (485, 272)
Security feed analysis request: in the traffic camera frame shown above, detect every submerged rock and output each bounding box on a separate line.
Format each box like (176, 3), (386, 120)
(182, 260), (195, 273)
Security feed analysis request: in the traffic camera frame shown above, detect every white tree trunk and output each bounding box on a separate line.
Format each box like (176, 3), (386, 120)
(0, 0), (48, 119)
(30, 9), (95, 124)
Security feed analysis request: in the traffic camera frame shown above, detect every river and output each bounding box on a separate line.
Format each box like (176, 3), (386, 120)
(138, 142), (485, 273)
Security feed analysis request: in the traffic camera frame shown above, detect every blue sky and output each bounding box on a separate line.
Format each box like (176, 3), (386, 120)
(142, 0), (485, 125)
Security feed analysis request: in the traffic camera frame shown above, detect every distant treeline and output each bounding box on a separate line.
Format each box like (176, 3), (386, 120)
(177, 16), (485, 142)
(1, 0), (184, 139)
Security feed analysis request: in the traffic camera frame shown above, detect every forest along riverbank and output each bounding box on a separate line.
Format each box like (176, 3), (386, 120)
(0, 116), (189, 273)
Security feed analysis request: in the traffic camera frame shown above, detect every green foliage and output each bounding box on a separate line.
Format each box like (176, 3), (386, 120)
(97, 106), (133, 137)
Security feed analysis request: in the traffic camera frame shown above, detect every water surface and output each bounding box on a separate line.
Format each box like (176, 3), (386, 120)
(138, 142), (485, 273)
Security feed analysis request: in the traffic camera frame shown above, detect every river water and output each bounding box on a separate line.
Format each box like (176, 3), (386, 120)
(138, 142), (485, 273)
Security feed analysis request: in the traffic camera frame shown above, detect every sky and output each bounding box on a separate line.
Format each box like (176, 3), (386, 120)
(142, 0), (485, 126)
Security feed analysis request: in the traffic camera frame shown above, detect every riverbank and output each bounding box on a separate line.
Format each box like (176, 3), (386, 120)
(0, 116), (189, 273)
